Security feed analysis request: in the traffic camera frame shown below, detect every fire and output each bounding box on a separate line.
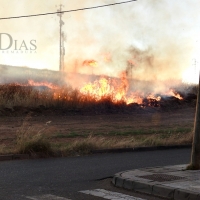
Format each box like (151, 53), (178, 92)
(79, 76), (184, 105)
(80, 72), (146, 105)
(167, 89), (183, 100)
(25, 74), (184, 107)
(80, 78), (111, 99)
(126, 94), (143, 105)
(147, 94), (161, 101)
(79, 76), (164, 105)
(82, 59), (98, 67)
(27, 80), (62, 100)
(80, 71), (134, 104)
(28, 80), (59, 90)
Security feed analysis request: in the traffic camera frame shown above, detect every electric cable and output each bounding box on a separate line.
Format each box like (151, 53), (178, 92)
(0, 0), (137, 20)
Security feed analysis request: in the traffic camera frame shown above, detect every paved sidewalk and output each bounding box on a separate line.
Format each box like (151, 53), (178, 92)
(112, 164), (200, 200)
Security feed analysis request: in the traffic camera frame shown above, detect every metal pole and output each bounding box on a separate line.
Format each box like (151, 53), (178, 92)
(59, 5), (62, 71)
(188, 71), (200, 169)
(57, 4), (63, 71)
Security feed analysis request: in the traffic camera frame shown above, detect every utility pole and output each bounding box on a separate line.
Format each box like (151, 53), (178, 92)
(57, 4), (65, 72)
(194, 59), (197, 74)
(188, 70), (200, 170)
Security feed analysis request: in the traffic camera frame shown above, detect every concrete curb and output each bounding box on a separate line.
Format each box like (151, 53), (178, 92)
(0, 154), (29, 161)
(0, 145), (191, 162)
(113, 174), (200, 200)
(92, 144), (191, 154)
(112, 165), (200, 200)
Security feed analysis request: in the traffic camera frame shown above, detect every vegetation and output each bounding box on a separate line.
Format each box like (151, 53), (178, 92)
(13, 124), (193, 157)
(0, 84), (127, 110)
(0, 83), (197, 114)
(0, 83), (195, 157)
(15, 115), (52, 156)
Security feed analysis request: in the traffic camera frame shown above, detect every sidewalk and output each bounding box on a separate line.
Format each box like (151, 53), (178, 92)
(112, 164), (200, 200)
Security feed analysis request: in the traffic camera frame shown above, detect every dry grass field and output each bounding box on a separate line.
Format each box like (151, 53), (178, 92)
(0, 83), (196, 156)
(0, 105), (195, 156)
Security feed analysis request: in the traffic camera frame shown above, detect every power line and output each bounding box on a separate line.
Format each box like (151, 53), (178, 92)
(0, 0), (137, 20)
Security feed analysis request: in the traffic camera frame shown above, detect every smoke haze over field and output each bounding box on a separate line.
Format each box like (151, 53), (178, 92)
(0, 0), (199, 83)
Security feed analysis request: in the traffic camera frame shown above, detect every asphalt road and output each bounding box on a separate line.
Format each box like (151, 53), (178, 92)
(0, 148), (191, 200)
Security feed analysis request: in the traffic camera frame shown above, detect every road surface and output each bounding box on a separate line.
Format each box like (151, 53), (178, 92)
(0, 148), (191, 200)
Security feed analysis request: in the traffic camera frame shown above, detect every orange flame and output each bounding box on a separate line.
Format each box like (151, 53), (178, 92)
(28, 80), (59, 90)
(26, 75), (183, 106)
(82, 60), (98, 67)
(147, 94), (161, 101)
(80, 72), (144, 104)
(167, 89), (183, 100)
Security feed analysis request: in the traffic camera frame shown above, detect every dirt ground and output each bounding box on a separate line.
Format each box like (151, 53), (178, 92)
(0, 106), (196, 151)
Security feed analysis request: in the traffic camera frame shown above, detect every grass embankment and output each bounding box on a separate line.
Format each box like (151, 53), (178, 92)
(0, 122), (193, 157)
(49, 127), (193, 156)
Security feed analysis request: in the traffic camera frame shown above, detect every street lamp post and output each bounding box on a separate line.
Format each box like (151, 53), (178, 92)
(188, 72), (200, 170)
(57, 4), (65, 72)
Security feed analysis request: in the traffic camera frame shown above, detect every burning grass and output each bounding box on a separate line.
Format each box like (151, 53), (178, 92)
(0, 83), (127, 112)
(0, 79), (196, 157)
(0, 80), (197, 116)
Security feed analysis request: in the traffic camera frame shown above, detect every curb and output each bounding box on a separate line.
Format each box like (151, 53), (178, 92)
(112, 168), (200, 200)
(0, 154), (29, 161)
(0, 144), (191, 162)
(91, 144), (191, 154)
(113, 175), (200, 200)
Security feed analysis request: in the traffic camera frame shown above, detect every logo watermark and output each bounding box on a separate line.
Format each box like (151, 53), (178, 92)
(0, 33), (37, 53)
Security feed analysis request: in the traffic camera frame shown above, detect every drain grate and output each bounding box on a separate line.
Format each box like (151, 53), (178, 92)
(138, 173), (185, 182)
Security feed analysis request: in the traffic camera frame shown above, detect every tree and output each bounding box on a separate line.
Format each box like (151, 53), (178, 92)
(187, 73), (200, 170)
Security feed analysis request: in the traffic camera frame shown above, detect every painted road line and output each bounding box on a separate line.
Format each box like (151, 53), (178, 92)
(26, 194), (71, 200)
(79, 189), (146, 200)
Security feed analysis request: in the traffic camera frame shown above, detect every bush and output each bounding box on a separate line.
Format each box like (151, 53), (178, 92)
(16, 115), (52, 156)
(17, 137), (51, 155)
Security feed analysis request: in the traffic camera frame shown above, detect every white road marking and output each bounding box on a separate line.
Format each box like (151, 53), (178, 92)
(79, 189), (146, 200)
(26, 194), (71, 200)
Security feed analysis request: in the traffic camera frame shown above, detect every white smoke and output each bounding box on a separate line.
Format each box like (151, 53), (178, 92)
(0, 0), (199, 85)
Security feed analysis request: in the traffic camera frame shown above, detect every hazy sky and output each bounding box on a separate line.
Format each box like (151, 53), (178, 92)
(0, 0), (199, 82)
